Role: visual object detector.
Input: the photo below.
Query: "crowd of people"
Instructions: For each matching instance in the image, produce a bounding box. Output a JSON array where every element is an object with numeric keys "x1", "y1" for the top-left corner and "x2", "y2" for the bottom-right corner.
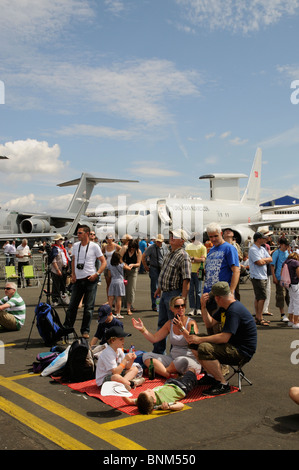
[{"x1": 2, "y1": 225, "x2": 299, "y2": 412}]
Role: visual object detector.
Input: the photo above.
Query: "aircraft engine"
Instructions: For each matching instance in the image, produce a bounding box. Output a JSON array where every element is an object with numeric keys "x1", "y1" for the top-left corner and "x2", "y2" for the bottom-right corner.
[{"x1": 20, "y1": 218, "x2": 51, "y2": 234}]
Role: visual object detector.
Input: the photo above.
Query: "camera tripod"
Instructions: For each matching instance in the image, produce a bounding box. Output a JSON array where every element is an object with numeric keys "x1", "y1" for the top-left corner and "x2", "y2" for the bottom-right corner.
[{"x1": 25, "y1": 267, "x2": 74, "y2": 349}]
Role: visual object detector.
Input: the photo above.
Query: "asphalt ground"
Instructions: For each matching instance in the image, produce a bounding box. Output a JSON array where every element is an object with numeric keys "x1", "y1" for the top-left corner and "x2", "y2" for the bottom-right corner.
[{"x1": 1, "y1": 272, "x2": 299, "y2": 454}]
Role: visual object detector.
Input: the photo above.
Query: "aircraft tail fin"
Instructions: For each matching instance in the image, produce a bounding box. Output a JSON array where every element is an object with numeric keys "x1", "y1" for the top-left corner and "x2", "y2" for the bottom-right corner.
[
  {"x1": 240, "y1": 148, "x2": 262, "y2": 205},
  {"x1": 58, "y1": 174, "x2": 138, "y2": 215}
]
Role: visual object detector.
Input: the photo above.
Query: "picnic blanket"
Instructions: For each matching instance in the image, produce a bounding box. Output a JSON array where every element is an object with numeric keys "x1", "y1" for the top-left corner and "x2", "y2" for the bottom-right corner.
[{"x1": 67, "y1": 376, "x2": 238, "y2": 415}]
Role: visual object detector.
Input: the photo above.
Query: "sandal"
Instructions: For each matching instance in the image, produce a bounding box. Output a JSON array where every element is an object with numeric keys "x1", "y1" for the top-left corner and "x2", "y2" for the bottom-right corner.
[
  {"x1": 127, "y1": 310, "x2": 133, "y2": 316},
  {"x1": 255, "y1": 318, "x2": 270, "y2": 326}
]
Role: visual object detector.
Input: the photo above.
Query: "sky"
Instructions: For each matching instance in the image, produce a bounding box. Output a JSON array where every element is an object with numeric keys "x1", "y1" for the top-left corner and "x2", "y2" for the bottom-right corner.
[{"x1": 1, "y1": 0, "x2": 299, "y2": 215}]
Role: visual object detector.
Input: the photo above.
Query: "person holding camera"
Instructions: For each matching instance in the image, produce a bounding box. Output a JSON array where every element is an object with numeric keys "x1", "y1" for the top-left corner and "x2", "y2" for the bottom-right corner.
[{"x1": 63, "y1": 225, "x2": 106, "y2": 338}]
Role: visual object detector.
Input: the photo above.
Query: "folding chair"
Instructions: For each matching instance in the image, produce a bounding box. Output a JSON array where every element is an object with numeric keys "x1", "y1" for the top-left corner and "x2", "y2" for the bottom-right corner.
[
  {"x1": 22, "y1": 264, "x2": 41, "y2": 287},
  {"x1": 5, "y1": 265, "x2": 19, "y2": 282},
  {"x1": 226, "y1": 358, "x2": 253, "y2": 392}
]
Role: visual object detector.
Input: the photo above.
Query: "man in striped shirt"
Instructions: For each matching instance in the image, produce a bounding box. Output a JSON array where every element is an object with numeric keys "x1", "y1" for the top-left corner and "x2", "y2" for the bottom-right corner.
[
  {"x1": 0, "y1": 282, "x2": 26, "y2": 330},
  {"x1": 153, "y1": 229, "x2": 191, "y2": 354}
]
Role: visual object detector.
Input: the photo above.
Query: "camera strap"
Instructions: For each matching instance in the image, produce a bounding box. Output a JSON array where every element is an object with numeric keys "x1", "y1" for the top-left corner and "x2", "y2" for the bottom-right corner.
[{"x1": 77, "y1": 242, "x2": 90, "y2": 264}]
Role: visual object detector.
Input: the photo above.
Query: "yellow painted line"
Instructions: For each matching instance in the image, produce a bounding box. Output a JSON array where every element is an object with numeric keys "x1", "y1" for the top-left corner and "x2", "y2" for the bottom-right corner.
[
  {"x1": 0, "y1": 396, "x2": 91, "y2": 450},
  {"x1": 0, "y1": 376, "x2": 145, "y2": 450},
  {"x1": 8, "y1": 373, "x2": 40, "y2": 381},
  {"x1": 0, "y1": 343, "x2": 16, "y2": 347}
]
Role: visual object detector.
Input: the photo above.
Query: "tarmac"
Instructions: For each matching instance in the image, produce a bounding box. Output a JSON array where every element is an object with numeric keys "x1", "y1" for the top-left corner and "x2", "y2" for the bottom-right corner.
[{"x1": 0, "y1": 272, "x2": 299, "y2": 453}]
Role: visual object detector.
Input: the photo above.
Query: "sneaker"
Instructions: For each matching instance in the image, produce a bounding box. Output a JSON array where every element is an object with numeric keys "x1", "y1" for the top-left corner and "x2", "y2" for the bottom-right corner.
[
  {"x1": 188, "y1": 310, "x2": 196, "y2": 316},
  {"x1": 132, "y1": 377, "x2": 145, "y2": 387},
  {"x1": 288, "y1": 321, "x2": 294, "y2": 327},
  {"x1": 196, "y1": 309, "x2": 202, "y2": 316},
  {"x1": 202, "y1": 382, "x2": 231, "y2": 396},
  {"x1": 281, "y1": 315, "x2": 289, "y2": 322},
  {"x1": 292, "y1": 323, "x2": 299, "y2": 329},
  {"x1": 115, "y1": 313, "x2": 124, "y2": 319}
]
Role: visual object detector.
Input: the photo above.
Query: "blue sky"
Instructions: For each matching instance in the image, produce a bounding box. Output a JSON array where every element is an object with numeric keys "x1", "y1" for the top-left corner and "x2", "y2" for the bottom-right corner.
[{"x1": 1, "y1": 0, "x2": 299, "y2": 214}]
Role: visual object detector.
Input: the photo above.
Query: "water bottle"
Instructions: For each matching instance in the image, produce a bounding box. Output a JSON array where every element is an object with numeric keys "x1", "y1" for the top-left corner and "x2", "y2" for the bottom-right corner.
[
  {"x1": 156, "y1": 295, "x2": 160, "y2": 312},
  {"x1": 129, "y1": 344, "x2": 135, "y2": 353},
  {"x1": 148, "y1": 358, "x2": 155, "y2": 380}
]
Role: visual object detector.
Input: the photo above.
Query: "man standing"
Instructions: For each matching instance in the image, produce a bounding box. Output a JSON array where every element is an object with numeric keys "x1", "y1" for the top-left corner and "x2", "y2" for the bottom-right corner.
[
  {"x1": 153, "y1": 229, "x2": 191, "y2": 354},
  {"x1": 203, "y1": 223, "x2": 240, "y2": 315},
  {"x1": 16, "y1": 239, "x2": 32, "y2": 287},
  {"x1": 248, "y1": 232, "x2": 272, "y2": 326},
  {"x1": 0, "y1": 282, "x2": 26, "y2": 331},
  {"x1": 186, "y1": 281, "x2": 257, "y2": 396},
  {"x1": 142, "y1": 234, "x2": 169, "y2": 311},
  {"x1": 63, "y1": 225, "x2": 106, "y2": 338},
  {"x1": 271, "y1": 237, "x2": 290, "y2": 322},
  {"x1": 185, "y1": 232, "x2": 207, "y2": 316},
  {"x1": 50, "y1": 234, "x2": 69, "y2": 306}
]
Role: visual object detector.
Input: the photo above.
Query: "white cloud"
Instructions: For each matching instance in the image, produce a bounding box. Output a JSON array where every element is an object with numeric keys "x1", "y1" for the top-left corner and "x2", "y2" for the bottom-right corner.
[
  {"x1": 3, "y1": 193, "x2": 38, "y2": 211},
  {"x1": 0, "y1": 0, "x2": 94, "y2": 45},
  {"x1": 6, "y1": 59, "x2": 201, "y2": 128},
  {"x1": 57, "y1": 124, "x2": 137, "y2": 140},
  {"x1": 175, "y1": 0, "x2": 299, "y2": 34},
  {"x1": 0, "y1": 139, "x2": 67, "y2": 179},
  {"x1": 220, "y1": 131, "x2": 231, "y2": 139},
  {"x1": 229, "y1": 136, "x2": 249, "y2": 145},
  {"x1": 104, "y1": 0, "x2": 126, "y2": 15},
  {"x1": 132, "y1": 162, "x2": 181, "y2": 177}
]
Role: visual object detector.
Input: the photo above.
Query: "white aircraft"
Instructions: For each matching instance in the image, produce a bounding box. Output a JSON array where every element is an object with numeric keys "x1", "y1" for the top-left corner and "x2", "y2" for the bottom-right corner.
[
  {"x1": 110, "y1": 148, "x2": 299, "y2": 244},
  {"x1": 0, "y1": 174, "x2": 138, "y2": 240}
]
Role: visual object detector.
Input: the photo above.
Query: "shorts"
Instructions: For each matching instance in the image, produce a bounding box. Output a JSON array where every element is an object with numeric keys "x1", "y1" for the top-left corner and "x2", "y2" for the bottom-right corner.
[
  {"x1": 251, "y1": 278, "x2": 267, "y2": 301},
  {"x1": 165, "y1": 370, "x2": 197, "y2": 395},
  {"x1": 288, "y1": 284, "x2": 299, "y2": 316},
  {"x1": 196, "y1": 341, "x2": 246, "y2": 365},
  {"x1": 275, "y1": 283, "x2": 289, "y2": 309}
]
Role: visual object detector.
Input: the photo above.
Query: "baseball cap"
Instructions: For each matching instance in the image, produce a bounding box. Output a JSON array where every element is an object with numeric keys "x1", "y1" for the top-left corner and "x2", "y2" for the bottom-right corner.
[
  {"x1": 253, "y1": 231, "x2": 267, "y2": 242},
  {"x1": 209, "y1": 281, "x2": 231, "y2": 298},
  {"x1": 105, "y1": 326, "x2": 131, "y2": 341},
  {"x1": 98, "y1": 304, "x2": 112, "y2": 323}
]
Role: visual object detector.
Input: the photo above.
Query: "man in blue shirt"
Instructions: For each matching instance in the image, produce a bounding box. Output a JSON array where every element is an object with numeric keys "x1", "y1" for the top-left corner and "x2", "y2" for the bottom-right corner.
[
  {"x1": 249, "y1": 231, "x2": 272, "y2": 326},
  {"x1": 271, "y1": 238, "x2": 290, "y2": 321},
  {"x1": 187, "y1": 281, "x2": 257, "y2": 396}
]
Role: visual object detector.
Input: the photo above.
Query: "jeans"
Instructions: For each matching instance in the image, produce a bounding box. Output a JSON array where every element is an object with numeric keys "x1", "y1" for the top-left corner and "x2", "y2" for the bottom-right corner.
[
  {"x1": 188, "y1": 272, "x2": 202, "y2": 309},
  {"x1": 152, "y1": 288, "x2": 181, "y2": 354},
  {"x1": 149, "y1": 267, "x2": 160, "y2": 309},
  {"x1": 64, "y1": 277, "x2": 98, "y2": 335}
]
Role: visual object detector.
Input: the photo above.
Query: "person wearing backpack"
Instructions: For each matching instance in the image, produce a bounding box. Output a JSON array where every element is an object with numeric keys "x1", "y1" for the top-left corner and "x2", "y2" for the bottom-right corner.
[
  {"x1": 270, "y1": 238, "x2": 290, "y2": 322},
  {"x1": 282, "y1": 252, "x2": 299, "y2": 329}
]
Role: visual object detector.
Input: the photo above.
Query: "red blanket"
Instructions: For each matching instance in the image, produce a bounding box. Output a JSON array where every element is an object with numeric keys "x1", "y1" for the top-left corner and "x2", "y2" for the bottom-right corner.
[{"x1": 68, "y1": 377, "x2": 238, "y2": 415}]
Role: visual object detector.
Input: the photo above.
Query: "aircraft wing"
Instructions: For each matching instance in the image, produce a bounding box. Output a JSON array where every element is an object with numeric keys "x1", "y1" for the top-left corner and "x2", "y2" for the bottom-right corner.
[{"x1": 248, "y1": 216, "x2": 299, "y2": 230}]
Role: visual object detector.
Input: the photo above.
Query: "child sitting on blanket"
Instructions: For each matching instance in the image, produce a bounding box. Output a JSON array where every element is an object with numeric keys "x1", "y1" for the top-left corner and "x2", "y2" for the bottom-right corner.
[
  {"x1": 95, "y1": 326, "x2": 144, "y2": 390},
  {"x1": 122, "y1": 368, "x2": 198, "y2": 414}
]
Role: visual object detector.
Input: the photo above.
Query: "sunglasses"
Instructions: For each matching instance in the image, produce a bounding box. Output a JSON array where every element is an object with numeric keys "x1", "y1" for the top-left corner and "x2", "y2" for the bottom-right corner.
[
  {"x1": 4, "y1": 287, "x2": 13, "y2": 290},
  {"x1": 174, "y1": 303, "x2": 186, "y2": 309}
]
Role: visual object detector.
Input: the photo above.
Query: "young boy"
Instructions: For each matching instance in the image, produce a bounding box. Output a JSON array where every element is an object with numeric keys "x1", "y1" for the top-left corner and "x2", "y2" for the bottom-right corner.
[
  {"x1": 90, "y1": 304, "x2": 123, "y2": 348},
  {"x1": 96, "y1": 326, "x2": 144, "y2": 390},
  {"x1": 123, "y1": 368, "x2": 198, "y2": 414}
]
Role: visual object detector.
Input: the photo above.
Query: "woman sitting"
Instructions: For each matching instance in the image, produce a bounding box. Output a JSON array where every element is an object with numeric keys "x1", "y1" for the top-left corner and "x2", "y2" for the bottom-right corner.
[{"x1": 132, "y1": 296, "x2": 202, "y2": 378}]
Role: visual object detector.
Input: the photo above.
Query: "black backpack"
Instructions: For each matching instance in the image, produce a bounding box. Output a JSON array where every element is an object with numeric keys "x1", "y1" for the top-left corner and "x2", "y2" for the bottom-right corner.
[
  {"x1": 61, "y1": 337, "x2": 95, "y2": 383},
  {"x1": 35, "y1": 303, "x2": 64, "y2": 346}
]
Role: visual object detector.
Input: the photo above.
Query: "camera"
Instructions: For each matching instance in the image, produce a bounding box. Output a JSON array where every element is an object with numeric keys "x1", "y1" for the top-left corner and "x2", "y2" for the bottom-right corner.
[{"x1": 76, "y1": 263, "x2": 84, "y2": 270}]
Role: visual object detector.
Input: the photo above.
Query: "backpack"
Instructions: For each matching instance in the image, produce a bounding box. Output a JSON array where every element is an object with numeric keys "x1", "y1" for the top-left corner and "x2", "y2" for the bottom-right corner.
[
  {"x1": 61, "y1": 337, "x2": 95, "y2": 383},
  {"x1": 280, "y1": 262, "x2": 291, "y2": 288},
  {"x1": 35, "y1": 302, "x2": 65, "y2": 346},
  {"x1": 32, "y1": 351, "x2": 59, "y2": 373}
]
